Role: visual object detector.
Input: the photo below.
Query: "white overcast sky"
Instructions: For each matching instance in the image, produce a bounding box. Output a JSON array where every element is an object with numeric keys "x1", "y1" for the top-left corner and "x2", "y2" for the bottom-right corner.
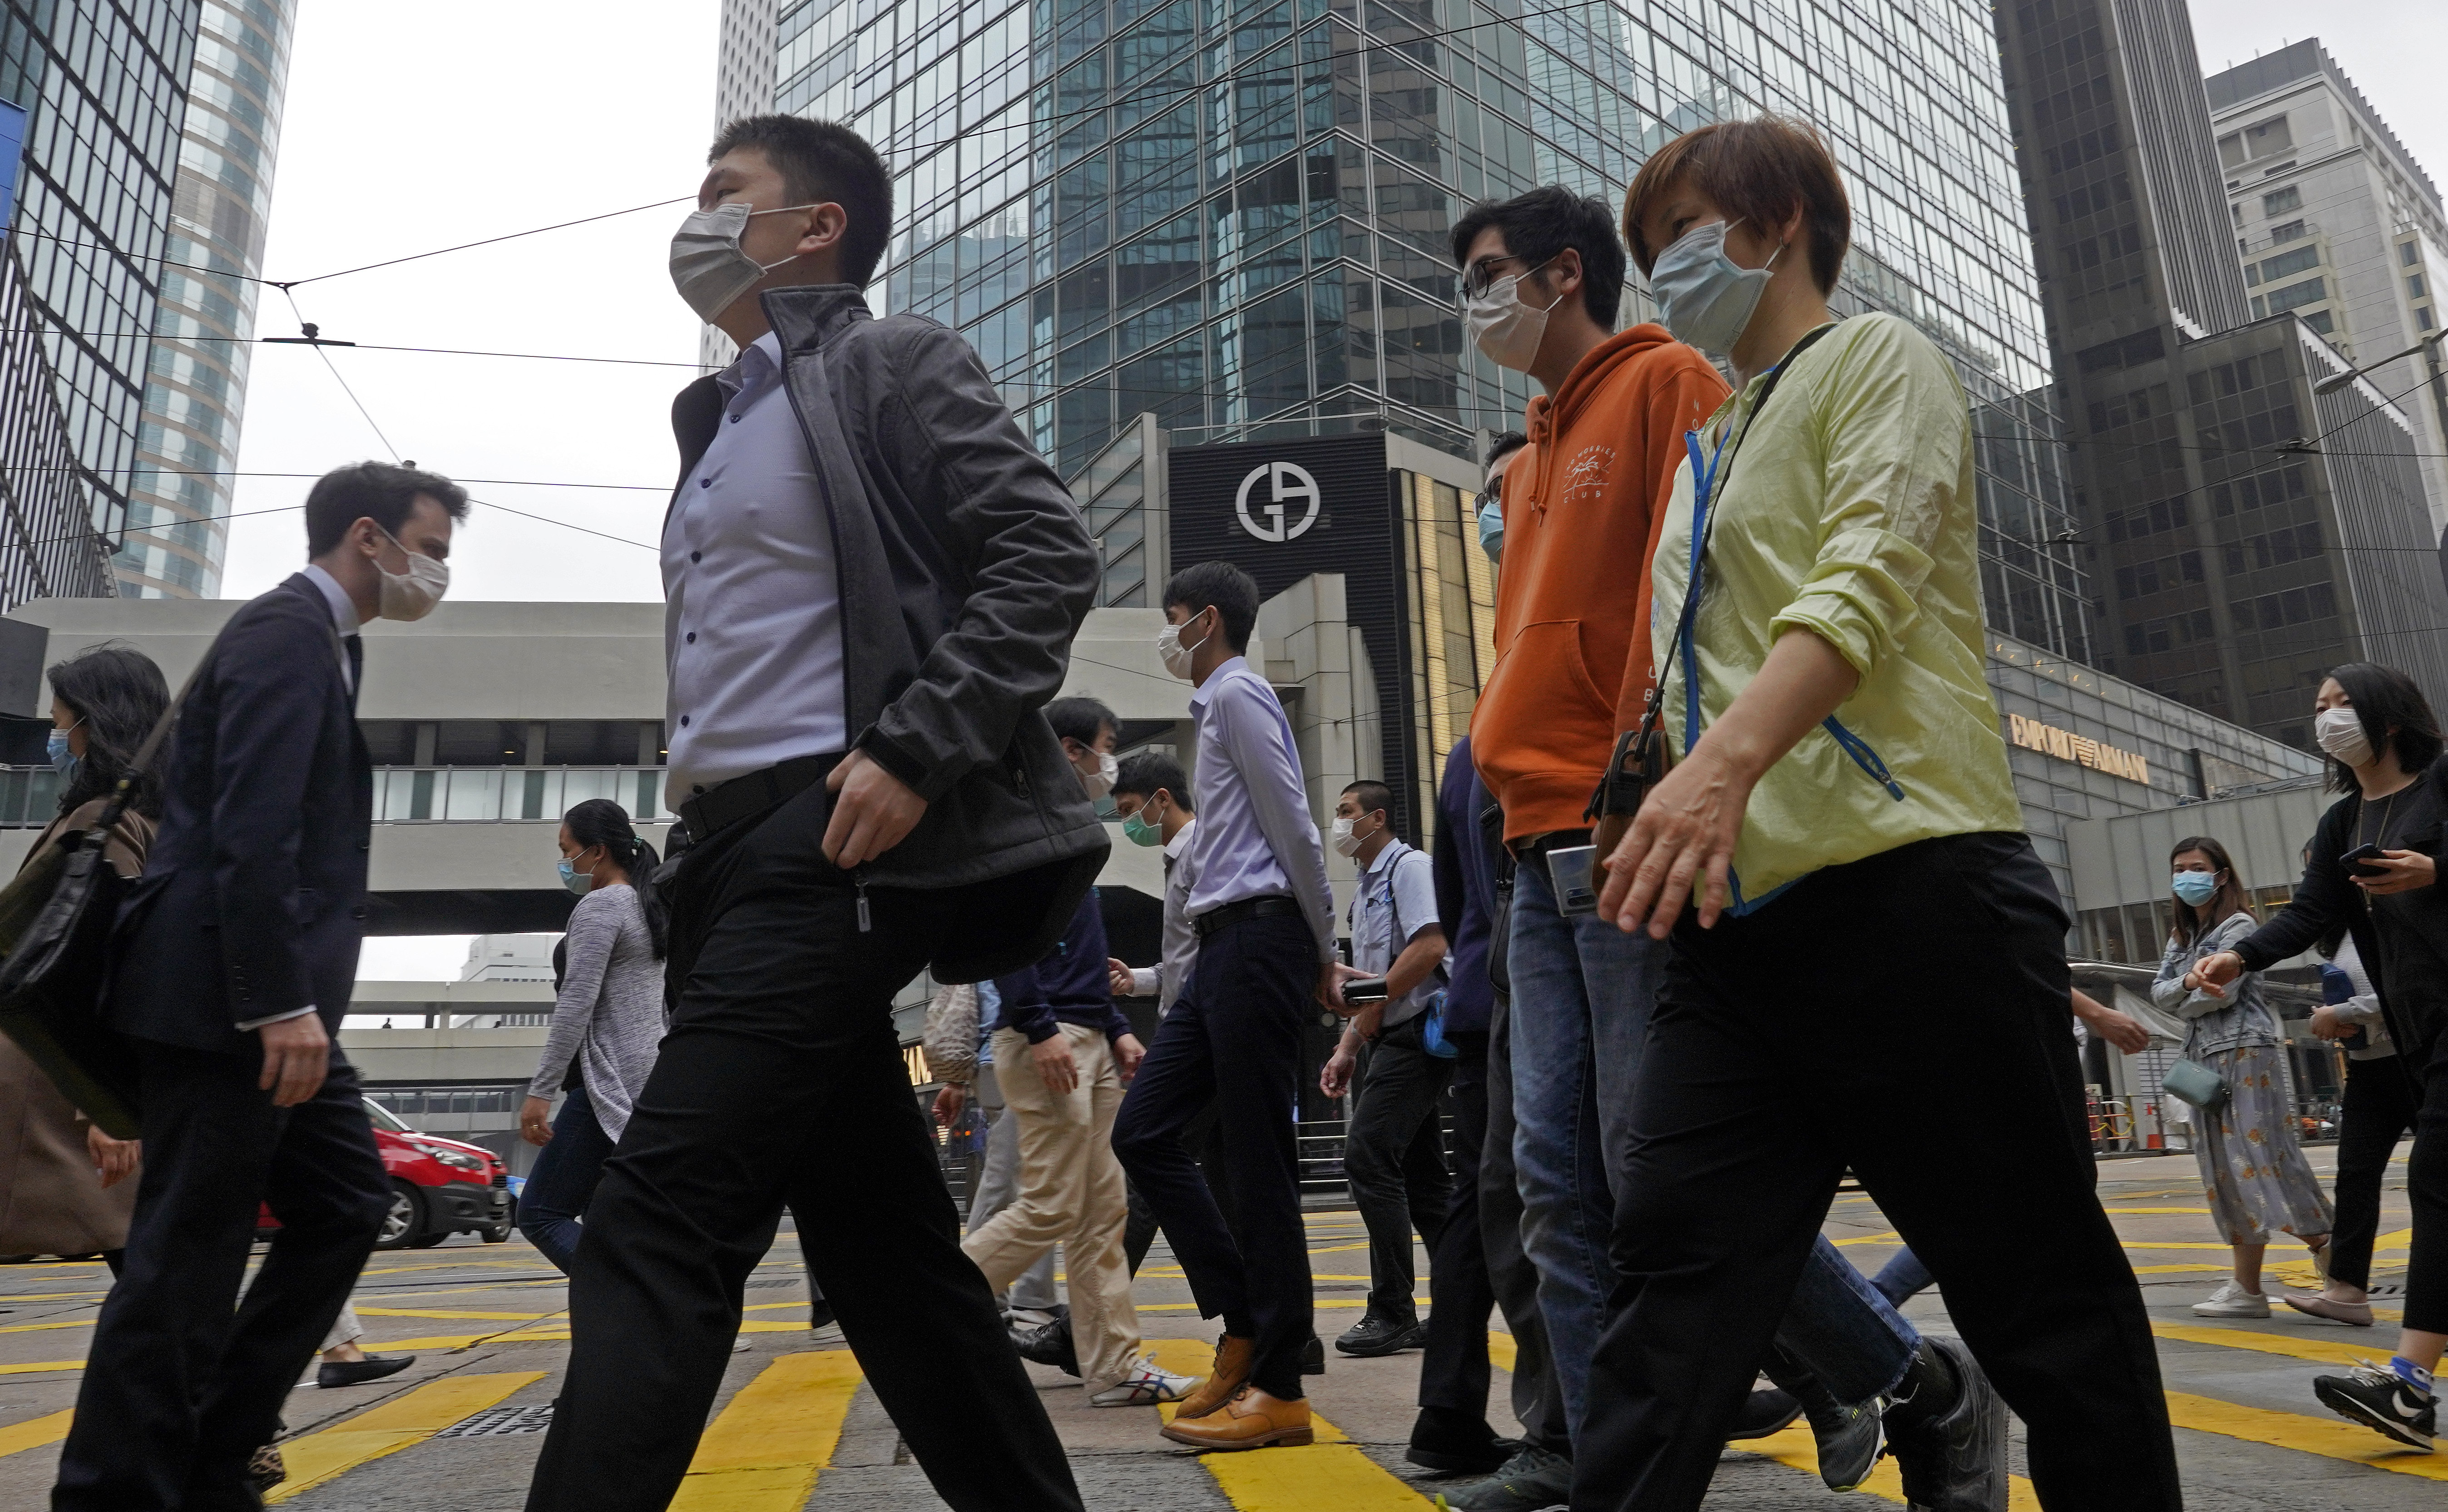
[{"x1": 235, "y1": 2, "x2": 2427, "y2": 980}]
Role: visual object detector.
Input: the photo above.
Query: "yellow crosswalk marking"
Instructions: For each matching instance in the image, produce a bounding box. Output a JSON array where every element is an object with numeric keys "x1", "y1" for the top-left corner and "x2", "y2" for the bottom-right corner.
[
  {"x1": 1486, "y1": 1330, "x2": 1517, "y2": 1373},
  {"x1": 2151, "y1": 1320, "x2": 2377, "y2": 1368},
  {"x1": 2166, "y1": 1390, "x2": 2447, "y2": 1480},
  {"x1": 0, "y1": 1408, "x2": 72, "y2": 1458},
  {"x1": 670, "y1": 1349, "x2": 864, "y2": 1511},
  {"x1": 266, "y1": 1370, "x2": 544, "y2": 1504},
  {"x1": 1146, "y1": 1339, "x2": 1429, "y2": 1509},
  {"x1": 0, "y1": 1359, "x2": 85, "y2": 1376},
  {"x1": 1743, "y1": 1423, "x2": 2042, "y2": 1508}
]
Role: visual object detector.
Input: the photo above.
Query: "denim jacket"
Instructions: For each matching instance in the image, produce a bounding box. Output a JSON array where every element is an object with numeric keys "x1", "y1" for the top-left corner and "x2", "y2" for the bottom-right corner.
[{"x1": 2151, "y1": 911, "x2": 2280, "y2": 1059}]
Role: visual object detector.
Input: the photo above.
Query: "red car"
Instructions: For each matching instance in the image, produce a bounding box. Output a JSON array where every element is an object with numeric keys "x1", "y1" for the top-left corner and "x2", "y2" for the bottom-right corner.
[{"x1": 256, "y1": 1098, "x2": 511, "y2": 1250}]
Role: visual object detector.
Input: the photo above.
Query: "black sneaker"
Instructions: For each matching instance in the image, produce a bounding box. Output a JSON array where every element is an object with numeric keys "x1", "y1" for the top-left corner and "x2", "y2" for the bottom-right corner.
[
  {"x1": 2315, "y1": 1362, "x2": 2438, "y2": 1451},
  {"x1": 1336, "y1": 1311, "x2": 1428, "y2": 1357},
  {"x1": 1013, "y1": 1315, "x2": 1080, "y2": 1378},
  {"x1": 1727, "y1": 1387, "x2": 1803, "y2": 1440},
  {"x1": 1302, "y1": 1333, "x2": 1326, "y2": 1374},
  {"x1": 1438, "y1": 1443, "x2": 1571, "y2": 1511},
  {"x1": 1804, "y1": 1394, "x2": 1883, "y2": 1492},
  {"x1": 1884, "y1": 1338, "x2": 2007, "y2": 1511}
]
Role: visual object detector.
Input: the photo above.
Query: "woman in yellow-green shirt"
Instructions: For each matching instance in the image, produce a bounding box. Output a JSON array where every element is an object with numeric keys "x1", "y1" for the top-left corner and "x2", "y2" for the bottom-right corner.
[{"x1": 1575, "y1": 117, "x2": 2181, "y2": 1511}]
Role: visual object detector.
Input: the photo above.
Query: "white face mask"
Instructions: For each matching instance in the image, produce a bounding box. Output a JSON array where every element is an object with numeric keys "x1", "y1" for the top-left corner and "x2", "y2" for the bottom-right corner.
[
  {"x1": 1072, "y1": 747, "x2": 1117, "y2": 801},
  {"x1": 1465, "y1": 260, "x2": 1563, "y2": 373},
  {"x1": 1649, "y1": 218, "x2": 1783, "y2": 354},
  {"x1": 669, "y1": 201, "x2": 819, "y2": 324},
  {"x1": 371, "y1": 523, "x2": 449, "y2": 622},
  {"x1": 2314, "y1": 706, "x2": 2374, "y2": 768},
  {"x1": 1330, "y1": 813, "x2": 1375, "y2": 858},
  {"x1": 1156, "y1": 614, "x2": 1211, "y2": 681}
]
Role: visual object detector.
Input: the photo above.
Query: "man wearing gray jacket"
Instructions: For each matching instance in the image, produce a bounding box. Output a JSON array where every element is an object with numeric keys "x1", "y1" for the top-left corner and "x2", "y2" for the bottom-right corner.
[{"x1": 524, "y1": 115, "x2": 1103, "y2": 1512}]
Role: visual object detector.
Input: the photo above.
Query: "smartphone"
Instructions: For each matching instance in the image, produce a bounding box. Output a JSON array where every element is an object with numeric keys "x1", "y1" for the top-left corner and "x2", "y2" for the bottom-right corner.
[
  {"x1": 1341, "y1": 976, "x2": 1390, "y2": 1005},
  {"x1": 1549, "y1": 844, "x2": 1600, "y2": 915},
  {"x1": 2340, "y1": 841, "x2": 2387, "y2": 878}
]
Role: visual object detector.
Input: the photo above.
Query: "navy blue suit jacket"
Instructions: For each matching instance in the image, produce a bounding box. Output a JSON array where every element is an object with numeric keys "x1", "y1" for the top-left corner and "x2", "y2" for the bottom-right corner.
[{"x1": 106, "y1": 573, "x2": 372, "y2": 1052}]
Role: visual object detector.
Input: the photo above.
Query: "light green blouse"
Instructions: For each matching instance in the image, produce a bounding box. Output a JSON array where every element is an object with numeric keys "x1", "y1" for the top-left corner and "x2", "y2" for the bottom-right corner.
[{"x1": 1651, "y1": 312, "x2": 2024, "y2": 908}]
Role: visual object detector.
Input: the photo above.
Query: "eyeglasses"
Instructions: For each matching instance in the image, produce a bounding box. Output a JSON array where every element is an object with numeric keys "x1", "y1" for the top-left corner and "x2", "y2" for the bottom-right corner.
[{"x1": 1462, "y1": 253, "x2": 1554, "y2": 301}]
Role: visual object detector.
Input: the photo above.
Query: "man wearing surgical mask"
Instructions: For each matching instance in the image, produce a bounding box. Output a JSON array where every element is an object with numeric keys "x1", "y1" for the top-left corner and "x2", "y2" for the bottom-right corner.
[
  {"x1": 525, "y1": 116, "x2": 1103, "y2": 1512},
  {"x1": 1438, "y1": 186, "x2": 1724, "y2": 1512}
]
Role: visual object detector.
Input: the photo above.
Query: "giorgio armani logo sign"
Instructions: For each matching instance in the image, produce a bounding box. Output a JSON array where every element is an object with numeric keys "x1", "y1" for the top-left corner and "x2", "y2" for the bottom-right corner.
[{"x1": 1234, "y1": 461, "x2": 1323, "y2": 543}]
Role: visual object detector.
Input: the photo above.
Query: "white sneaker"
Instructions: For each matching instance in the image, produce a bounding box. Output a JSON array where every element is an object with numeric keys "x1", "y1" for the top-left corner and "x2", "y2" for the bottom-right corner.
[
  {"x1": 1088, "y1": 1358, "x2": 1198, "y2": 1407},
  {"x1": 2193, "y1": 1281, "x2": 2271, "y2": 1318}
]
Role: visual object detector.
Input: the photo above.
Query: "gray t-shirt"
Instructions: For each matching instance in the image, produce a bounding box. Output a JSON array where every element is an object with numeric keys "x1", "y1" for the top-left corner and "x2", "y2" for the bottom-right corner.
[{"x1": 1347, "y1": 840, "x2": 1444, "y2": 1027}]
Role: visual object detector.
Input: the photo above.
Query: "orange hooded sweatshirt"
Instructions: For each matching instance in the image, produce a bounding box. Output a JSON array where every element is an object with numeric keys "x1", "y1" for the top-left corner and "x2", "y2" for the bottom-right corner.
[{"x1": 1471, "y1": 324, "x2": 1728, "y2": 842}]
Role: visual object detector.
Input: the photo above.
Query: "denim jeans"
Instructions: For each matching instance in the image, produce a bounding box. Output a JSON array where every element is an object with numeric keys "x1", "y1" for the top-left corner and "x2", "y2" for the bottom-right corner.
[
  {"x1": 1874, "y1": 1246, "x2": 1938, "y2": 1308},
  {"x1": 519, "y1": 1082, "x2": 617, "y2": 1276}
]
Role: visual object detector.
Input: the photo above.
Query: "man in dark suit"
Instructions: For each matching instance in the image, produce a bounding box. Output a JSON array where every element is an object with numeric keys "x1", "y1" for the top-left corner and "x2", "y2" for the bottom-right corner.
[{"x1": 54, "y1": 461, "x2": 468, "y2": 1512}]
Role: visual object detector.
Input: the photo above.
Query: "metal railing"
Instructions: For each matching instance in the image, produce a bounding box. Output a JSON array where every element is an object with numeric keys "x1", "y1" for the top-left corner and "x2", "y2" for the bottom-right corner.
[{"x1": 0, "y1": 766, "x2": 673, "y2": 828}]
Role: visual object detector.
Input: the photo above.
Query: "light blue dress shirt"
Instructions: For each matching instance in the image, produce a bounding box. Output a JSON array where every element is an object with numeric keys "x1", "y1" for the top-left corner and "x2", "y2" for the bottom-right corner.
[
  {"x1": 1183, "y1": 657, "x2": 1336, "y2": 964},
  {"x1": 662, "y1": 330, "x2": 847, "y2": 806},
  {"x1": 1346, "y1": 839, "x2": 1442, "y2": 1027}
]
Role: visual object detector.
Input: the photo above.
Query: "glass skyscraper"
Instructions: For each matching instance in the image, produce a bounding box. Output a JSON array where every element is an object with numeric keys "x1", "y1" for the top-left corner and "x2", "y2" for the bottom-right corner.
[
  {"x1": 763, "y1": 0, "x2": 2092, "y2": 657},
  {"x1": 0, "y1": 0, "x2": 200, "y2": 608},
  {"x1": 116, "y1": 0, "x2": 294, "y2": 599}
]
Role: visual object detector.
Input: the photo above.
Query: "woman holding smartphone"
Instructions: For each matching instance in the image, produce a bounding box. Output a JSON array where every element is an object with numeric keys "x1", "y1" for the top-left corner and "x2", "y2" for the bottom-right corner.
[{"x1": 2189, "y1": 662, "x2": 2447, "y2": 1449}]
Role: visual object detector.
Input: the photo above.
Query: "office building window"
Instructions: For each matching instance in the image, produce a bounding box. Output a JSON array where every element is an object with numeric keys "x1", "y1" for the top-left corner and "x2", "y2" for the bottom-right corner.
[
  {"x1": 2411, "y1": 274, "x2": 2428, "y2": 299},
  {"x1": 2262, "y1": 186, "x2": 2302, "y2": 216},
  {"x1": 2263, "y1": 277, "x2": 2325, "y2": 315},
  {"x1": 2405, "y1": 242, "x2": 2423, "y2": 267},
  {"x1": 2269, "y1": 220, "x2": 2305, "y2": 244}
]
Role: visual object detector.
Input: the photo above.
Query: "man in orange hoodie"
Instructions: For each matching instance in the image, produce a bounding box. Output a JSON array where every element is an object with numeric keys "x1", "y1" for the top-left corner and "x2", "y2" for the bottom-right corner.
[{"x1": 1443, "y1": 185, "x2": 1726, "y2": 1510}]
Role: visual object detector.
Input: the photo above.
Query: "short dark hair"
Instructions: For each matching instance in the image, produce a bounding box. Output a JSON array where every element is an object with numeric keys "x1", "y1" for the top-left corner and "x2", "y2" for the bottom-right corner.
[
  {"x1": 1485, "y1": 430, "x2": 1528, "y2": 469},
  {"x1": 1162, "y1": 561, "x2": 1260, "y2": 653},
  {"x1": 2325, "y1": 662, "x2": 2444, "y2": 792},
  {"x1": 1341, "y1": 779, "x2": 1394, "y2": 821},
  {"x1": 304, "y1": 461, "x2": 469, "y2": 556},
  {"x1": 1449, "y1": 186, "x2": 1626, "y2": 330},
  {"x1": 1047, "y1": 695, "x2": 1118, "y2": 748},
  {"x1": 1622, "y1": 116, "x2": 1851, "y2": 296},
  {"x1": 1113, "y1": 751, "x2": 1192, "y2": 813},
  {"x1": 48, "y1": 642, "x2": 170, "y2": 819},
  {"x1": 709, "y1": 115, "x2": 893, "y2": 287}
]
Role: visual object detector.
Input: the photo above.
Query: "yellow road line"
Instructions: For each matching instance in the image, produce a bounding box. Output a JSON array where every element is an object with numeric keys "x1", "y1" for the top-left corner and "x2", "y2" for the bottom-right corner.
[
  {"x1": 1831, "y1": 1231, "x2": 1900, "y2": 1247},
  {"x1": 670, "y1": 1349, "x2": 863, "y2": 1511},
  {"x1": 265, "y1": 1370, "x2": 544, "y2": 1504},
  {"x1": 2132, "y1": 1264, "x2": 2233, "y2": 1274},
  {"x1": 0, "y1": 1408, "x2": 72, "y2": 1458},
  {"x1": 1743, "y1": 1422, "x2": 2042, "y2": 1508},
  {"x1": 2165, "y1": 1390, "x2": 2447, "y2": 1480},
  {"x1": 0, "y1": 1318, "x2": 94, "y2": 1334},
  {"x1": 1144, "y1": 1339, "x2": 1430, "y2": 1509},
  {"x1": 1486, "y1": 1330, "x2": 1517, "y2": 1373},
  {"x1": 0, "y1": 1359, "x2": 85, "y2": 1376},
  {"x1": 2151, "y1": 1321, "x2": 2377, "y2": 1368}
]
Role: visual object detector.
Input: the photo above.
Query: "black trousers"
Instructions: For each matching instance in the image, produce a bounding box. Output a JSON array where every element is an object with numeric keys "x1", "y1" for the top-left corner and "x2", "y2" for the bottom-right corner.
[
  {"x1": 55, "y1": 1040, "x2": 388, "y2": 1512},
  {"x1": 524, "y1": 784, "x2": 1081, "y2": 1512},
  {"x1": 1484, "y1": 993, "x2": 1571, "y2": 1454},
  {"x1": 1417, "y1": 1031, "x2": 1498, "y2": 1434},
  {"x1": 2329, "y1": 1052, "x2": 2419, "y2": 1290},
  {"x1": 1577, "y1": 833, "x2": 2179, "y2": 1511},
  {"x1": 2403, "y1": 1010, "x2": 2448, "y2": 1335},
  {"x1": 1346, "y1": 1016, "x2": 1453, "y2": 1317},
  {"x1": 1113, "y1": 910, "x2": 1316, "y2": 1400}
]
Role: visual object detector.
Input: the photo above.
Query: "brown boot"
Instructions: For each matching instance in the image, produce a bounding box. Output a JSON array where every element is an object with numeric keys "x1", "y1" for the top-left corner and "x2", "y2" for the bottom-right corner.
[
  {"x1": 1172, "y1": 1333, "x2": 1254, "y2": 1420},
  {"x1": 1161, "y1": 1386, "x2": 1314, "y2": 1451}
]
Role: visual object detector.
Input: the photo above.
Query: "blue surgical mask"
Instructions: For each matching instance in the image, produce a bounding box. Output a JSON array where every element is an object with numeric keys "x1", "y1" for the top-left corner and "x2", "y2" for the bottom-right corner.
[
  {"x1": 2171, "y1": 871, "x2": 2219, "y2": 907},
  {"x1": 558, "y1": 859, "x2": 593, "y2": 896},
  {"x1": 1649, "y1": 219, "x2": 1783, "y2": 354},
  {"x1": 46, "y1": 729, "x2": 74, "y2": 775},
  {"x1": 1477, "y1": 498, "x2": 1504, "y2": 560}
]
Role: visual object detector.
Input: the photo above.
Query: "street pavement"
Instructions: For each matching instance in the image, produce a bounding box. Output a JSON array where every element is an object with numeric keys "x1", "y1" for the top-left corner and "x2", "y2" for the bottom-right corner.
[{"x1": 0, "y1": 1147, "x2": 2433, "y2": 1509}]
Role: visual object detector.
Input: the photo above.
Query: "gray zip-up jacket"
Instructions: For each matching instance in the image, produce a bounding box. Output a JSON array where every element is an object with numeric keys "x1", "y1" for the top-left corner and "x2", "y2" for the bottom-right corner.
[
  {"x1": 2151, "y1": 911, "x2": 2280, "y2": 1059},
  {"x1": 670, "y1": 286, "x2": 1107, "y2": 982}
]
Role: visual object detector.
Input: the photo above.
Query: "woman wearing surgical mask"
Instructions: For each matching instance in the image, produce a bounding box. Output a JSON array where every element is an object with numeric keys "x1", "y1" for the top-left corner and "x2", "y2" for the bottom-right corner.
[
  {"x1": 2190, "y1": 662, "x2": 2448, "y2": 1448},
  {"x1": 518, "y1": 799, "x2": 670, "y2": 1275},
  {"x1": 1475, "y1": 430, "x2": 1526, "y2": 563},
  {"x1": 2150, "y1": 836, "x2": 2331, "y2": 1321}
]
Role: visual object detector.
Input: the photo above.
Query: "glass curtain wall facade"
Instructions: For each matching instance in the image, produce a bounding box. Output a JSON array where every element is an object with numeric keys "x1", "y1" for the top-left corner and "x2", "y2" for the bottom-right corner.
[
  {"x1": 117, "y1": 0, "x2": 292, "y2": 598},
  {"x1": 767, "y1": 0, "x2": 2093, "y2": 660},
  {"x1": 0, "y1": 0, "x2": 199, "y2": 608}
]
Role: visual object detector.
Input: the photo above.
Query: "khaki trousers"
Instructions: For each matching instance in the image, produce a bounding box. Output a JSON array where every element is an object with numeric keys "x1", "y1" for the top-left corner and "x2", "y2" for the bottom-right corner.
[{"x1": 961, "y1": 1024, "x2": 1142, "y2": 1389}]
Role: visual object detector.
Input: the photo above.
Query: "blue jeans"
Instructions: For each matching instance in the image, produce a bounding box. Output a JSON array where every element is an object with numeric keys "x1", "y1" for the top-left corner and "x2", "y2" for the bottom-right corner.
[
  {"x1": 1507, "y1": 856, "x2": 1918, "y2": 1440},
  {"x1": 518, "y1": 1082, "x2": 616, "y2": 1275}
]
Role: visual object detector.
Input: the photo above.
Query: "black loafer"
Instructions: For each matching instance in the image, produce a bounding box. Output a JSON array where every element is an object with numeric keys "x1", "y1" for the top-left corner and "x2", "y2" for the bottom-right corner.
[
  {"x1": 317, "y1": 1354, "x2": 415, "y2": 1388},
  {"x1": 1335, "y1": 1311, "x2": 1427, "y2": 1357},
  {"x1": 1013, "y1": 1316, "x2": 1080, "y2": 1377},
  {"x1": 1728, "y1": 1387, "x2": 1804, "y2": 1440},
  {"x1": 1406, "y1": 1410, "x2": 1518, "y2": 1475}
]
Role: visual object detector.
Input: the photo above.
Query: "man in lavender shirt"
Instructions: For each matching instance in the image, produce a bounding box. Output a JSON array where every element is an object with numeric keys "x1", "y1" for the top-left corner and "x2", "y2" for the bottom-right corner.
[{"x1": 1113, "y1": 561, "x2": 1350, "y2": 1452}]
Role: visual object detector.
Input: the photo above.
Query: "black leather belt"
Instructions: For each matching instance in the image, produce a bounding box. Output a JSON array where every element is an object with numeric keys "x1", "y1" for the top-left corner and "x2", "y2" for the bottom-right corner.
[
  {"x1": 675, "y1": 752, "x2": 842, "y2": 842},
  {"x1": 1193, "y1": 895, "x2": 1303, "y2": 940},
  {"x1": 1509, "y1": 828, "x2": 1593, "y2": 865}
]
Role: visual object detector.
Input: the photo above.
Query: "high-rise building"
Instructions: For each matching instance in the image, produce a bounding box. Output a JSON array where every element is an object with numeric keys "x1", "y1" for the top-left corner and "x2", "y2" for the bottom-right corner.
[
  {"x1": 115, "y1": 0, "x2": 296, "y2": 599},
  {"x1": 747, "y1": 0, "x2": 2093, "y2": 659},
  {"x1": 0, "y1": 1, "x2": 202, "y2": 609},
  {"x1": 704, "y1": 0, "x2": 784, "y2": 373},
  {"x1": 2205, "y1": 40, "x2": 2448, "y2": 535},
  {"x1": 1993, "y1": 0, "x2": 2448, "y2": 748}
]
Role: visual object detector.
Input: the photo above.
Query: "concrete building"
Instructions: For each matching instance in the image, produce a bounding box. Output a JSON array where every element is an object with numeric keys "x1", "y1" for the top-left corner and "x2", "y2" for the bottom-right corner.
[
  {"x1": 2206, "y1": 40, "x2": 2448, "y2": 534},
  {"x1": 1993, "y1": 0, "x2": 2448, "y2": 750},
  {"x1": 115, "y1": 0, "x2": 298, "y2": 599},
  {"x1": 0, "y1": 1, "x2": 203, "y2": 608}
]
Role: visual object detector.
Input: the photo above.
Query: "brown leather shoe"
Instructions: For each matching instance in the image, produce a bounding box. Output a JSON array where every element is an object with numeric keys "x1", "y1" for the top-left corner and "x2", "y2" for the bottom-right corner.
[
  {"x1": 1172, "y1": 1334, "x2": 1254, "y2": 1420},
  {"x1": 1160, "y1": 1386, "x2": 1313, "y2": 1450}
]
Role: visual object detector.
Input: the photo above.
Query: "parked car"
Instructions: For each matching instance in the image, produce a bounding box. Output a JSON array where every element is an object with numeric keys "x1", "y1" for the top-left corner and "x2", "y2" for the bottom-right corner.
[{"x1": 255, "y1": 1097, "x2": 511, "y2": 1250}]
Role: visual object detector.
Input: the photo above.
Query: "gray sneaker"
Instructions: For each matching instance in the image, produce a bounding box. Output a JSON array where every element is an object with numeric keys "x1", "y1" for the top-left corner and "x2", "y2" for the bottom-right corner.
[
  {"x1": 1805, "y1": 1394, "x2": 1884, "y2": 1493},
  {"x1": 1886, "y1": 1338, "x2": 2007, "y2": 1511},
  {"x1": 1438, "y1": 1444, "x2": 1572, "y2": 1511}
]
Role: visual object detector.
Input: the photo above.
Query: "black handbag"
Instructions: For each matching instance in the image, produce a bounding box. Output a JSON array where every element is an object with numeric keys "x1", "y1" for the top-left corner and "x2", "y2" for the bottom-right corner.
[{"x1": 0, "y1": 630, "x2": 232, "y2": 1137}]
